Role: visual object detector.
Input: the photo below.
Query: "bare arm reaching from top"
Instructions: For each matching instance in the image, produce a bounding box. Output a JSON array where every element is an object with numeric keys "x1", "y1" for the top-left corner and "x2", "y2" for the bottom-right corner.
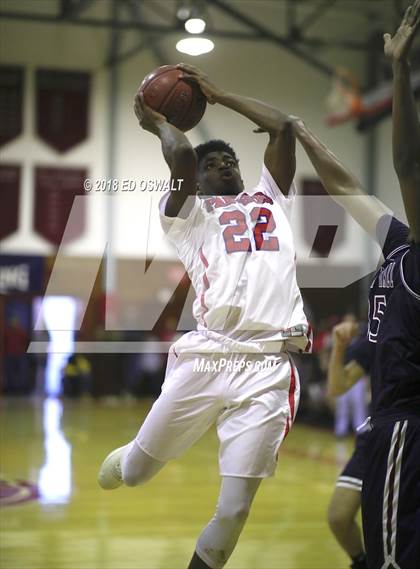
[
  {"x1": 384, "y1": 0, "x2": 420, "y2": 242},
  {"x1": 293, "y1": 119, "x2": 390, "y2": 237}
]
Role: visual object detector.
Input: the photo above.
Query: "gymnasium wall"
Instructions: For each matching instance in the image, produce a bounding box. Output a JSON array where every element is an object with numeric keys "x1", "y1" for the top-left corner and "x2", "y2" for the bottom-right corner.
[{"x1": 0, "y1": 16, "x2": 408, "y2": 275}]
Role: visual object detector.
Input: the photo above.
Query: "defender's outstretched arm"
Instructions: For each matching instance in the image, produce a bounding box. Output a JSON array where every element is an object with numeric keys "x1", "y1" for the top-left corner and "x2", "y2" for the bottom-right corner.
[
  {"x1": 177, "y1": 63, "x2": 296, "y2": 195},
  {"x1": 385, "y1": 0, "x2": 420, "y2": 241},
  {"x1": 294, "y1": 119, "x2": 390, "y2": 237}
]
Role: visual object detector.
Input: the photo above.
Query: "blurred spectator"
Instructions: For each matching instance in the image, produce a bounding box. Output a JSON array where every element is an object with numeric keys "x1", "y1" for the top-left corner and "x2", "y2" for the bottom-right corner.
[
  {"x1": 62, "y1": 354, "x2": 92, "y2": 398},
  {"x1": 333, "y1": 317, "x2": 368, "y2": 437},
  {"x1": 32, "y1": 327, "x2": 50, "y2": 396},
  {"x1": 90, "y1": 327, "x2": 124, "y2": 397},
  {"x1": 137, "y1": 333, "x2": 165, "y2": 397},
  {"x1": 3, "y1": 315, "x2": 29, "y2": 394},
  {"x1": 121, "y1": 329, "x2": 145, "y2": 396}
]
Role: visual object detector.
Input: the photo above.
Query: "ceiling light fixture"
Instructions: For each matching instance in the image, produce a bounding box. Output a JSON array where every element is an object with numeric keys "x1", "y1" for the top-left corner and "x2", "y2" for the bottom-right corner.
[
  {"x1": 185, "y1": 17, "x2": 206, "y2": 34},
  {"x1": 176, "y1": 1, "x2": 213, "y2": 57},
  {"x1": 176, "y1": 37, "x2": 214, "y2": 56}
]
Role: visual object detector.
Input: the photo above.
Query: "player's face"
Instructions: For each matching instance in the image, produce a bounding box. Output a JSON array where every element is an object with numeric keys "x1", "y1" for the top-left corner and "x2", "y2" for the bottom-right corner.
[{"x1": 197, "y1": 151, "x2": 244, "y2": 196}]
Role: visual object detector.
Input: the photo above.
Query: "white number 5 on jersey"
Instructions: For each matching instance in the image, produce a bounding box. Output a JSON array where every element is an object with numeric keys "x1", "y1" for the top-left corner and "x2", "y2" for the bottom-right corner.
[{"x1": 368, "y1": 294, "x2": 387, "y2": 343}]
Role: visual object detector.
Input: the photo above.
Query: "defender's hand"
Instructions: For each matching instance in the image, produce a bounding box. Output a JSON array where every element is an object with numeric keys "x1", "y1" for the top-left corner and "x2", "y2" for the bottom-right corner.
[
  {"x1": 176, "y1": 63, "x2": 225, "y2": 104},
  {"x1": 253, "y1": 115, "x2": 301, "y2": 135},
  {"x1": 384, "y1": 0, "x2": 420, "y2": 62},
  {"x1": 332, "y1": 322, "x2": 359, "y2": 348},
  {"x1": 134, "y1": 93, "x2": 167, "y2": 135}
]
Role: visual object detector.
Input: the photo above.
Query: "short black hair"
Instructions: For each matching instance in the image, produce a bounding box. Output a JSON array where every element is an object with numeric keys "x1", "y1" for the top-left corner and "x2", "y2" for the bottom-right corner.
[{"x1": 194, "y1": 139, "x2": 239, "y2": 166}]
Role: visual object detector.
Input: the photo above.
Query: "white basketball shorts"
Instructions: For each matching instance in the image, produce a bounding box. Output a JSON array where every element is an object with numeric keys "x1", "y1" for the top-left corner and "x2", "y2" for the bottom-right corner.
[{"x1": 135, "y1": 331, "x2": 300, "y2": 478}]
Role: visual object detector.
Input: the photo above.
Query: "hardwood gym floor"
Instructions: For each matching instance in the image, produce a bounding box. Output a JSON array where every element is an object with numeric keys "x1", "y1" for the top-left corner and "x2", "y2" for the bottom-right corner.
[{"x1": 0, "y1": 397, "x2": 357, "y2": 569}]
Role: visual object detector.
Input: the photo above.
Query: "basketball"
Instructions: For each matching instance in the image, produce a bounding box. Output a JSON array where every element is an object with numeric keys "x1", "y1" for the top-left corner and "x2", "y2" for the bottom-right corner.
[{"x1": 139, "y1": 65, "x2": 207, "y2": 132}]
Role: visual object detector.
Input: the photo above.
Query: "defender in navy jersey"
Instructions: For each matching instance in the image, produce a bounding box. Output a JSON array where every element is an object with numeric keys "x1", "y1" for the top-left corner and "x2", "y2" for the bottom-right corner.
[
  {"x1": 327, "y1": 321, "x2": 372, "y2": 569},
  {"x1": 294, "y1": 3, "x2": 420, "y2": 567},
  {"x1": 368, "y1": 215, "x2": 420, "y2": 414}
]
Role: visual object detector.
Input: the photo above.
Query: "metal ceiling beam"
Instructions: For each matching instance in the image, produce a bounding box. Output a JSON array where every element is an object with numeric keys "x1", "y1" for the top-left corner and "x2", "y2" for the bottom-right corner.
[
  {"x1": 0, "y1": 9, "x2": 258, "y2": 37},
  {"x1": 106, "y1": 36, "x2": 151, "y2": 67},
  {"x1": 0, "y1": 10, "x2": 169, "y2": 30},
  {"x1": 108, "y1": 0, "x2": 167, "y2": 66},
  {"x1": 59, "y1": 0, "x2": 95, "y2": 19},
  {"x1": 286, "y1": 0, "x2": 297, "y2": 36},
  {"x1": 59, "y1": 0, "x2": 72, "y2": 18},
  {"x1": 296, "y1": 0, "x2": 337, "y2": 33},
  {"x1": 105, "y1": 0, "x2": 160, "y2": 66},
  {"x1": 207, "y1": 0, "x2": 336, "y2": 78},
  {"x1": 0, "y1": 6, "x2": 370, "y2": 53}
]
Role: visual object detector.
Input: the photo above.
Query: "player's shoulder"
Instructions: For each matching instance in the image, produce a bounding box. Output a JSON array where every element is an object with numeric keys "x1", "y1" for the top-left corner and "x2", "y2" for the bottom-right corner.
[
  {"x1": 399, "y1": 240, "x2": 420, "y2": 301},
  {"x1": 376, "y1": 214, "x2": 410, "y2": 259},
  {"x1": 158, "y1": 192, "x2": 205, "y2": 240},
  {"x1": 252, "y1": 163, "x2": 296, "y2": 205}
]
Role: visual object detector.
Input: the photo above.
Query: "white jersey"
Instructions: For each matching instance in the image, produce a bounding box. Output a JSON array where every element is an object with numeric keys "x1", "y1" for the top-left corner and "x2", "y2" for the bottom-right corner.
[{"x1": 159, "y1": 164, "x2": 310, "y2": 352}]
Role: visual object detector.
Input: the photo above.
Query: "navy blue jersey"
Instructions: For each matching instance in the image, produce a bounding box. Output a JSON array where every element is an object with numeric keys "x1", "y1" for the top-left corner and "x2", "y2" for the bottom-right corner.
[
  {"x1": 344, "y1": 325, "x2": 371, "y2": 374},
  {"x1": 367, "y1": 215, "x2": 420, "y2": 416}
]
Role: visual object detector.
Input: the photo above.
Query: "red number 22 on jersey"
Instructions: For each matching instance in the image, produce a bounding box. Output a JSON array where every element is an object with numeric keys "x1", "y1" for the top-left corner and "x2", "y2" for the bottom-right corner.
[{"x1": 219, "y1": 207, "x2": 279, "y2": 253}]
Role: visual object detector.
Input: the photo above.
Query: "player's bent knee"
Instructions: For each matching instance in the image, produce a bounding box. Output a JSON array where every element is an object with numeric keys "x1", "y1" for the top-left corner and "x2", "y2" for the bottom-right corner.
[{"x1": 218, "y1": 504, "x2": 250, "y2": 525}]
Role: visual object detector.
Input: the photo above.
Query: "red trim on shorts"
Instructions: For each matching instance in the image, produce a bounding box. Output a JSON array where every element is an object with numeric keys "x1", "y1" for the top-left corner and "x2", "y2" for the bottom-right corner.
[
  {"x1": 284, "y1": 416, "x2": 291, "y2": 439},
  {"x1": 283, "y1": 359, "x2": 297, "y2": 440},
  {"x1": 304, "y1": 323, "x2": 313, "y2": 353},
  {"x1": 199, "y1": 245, "x2": 210, "y2": 327},
  {"x1": 288, "y1": 359, "x2": 297, "y2": 420}
]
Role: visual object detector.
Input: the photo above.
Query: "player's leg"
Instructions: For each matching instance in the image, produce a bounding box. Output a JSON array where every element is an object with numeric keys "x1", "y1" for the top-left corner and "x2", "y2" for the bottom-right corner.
[
  {"x1": 189, "y1": 355, "x2": 298, "y2": 568},
  {"x1": 327, "y1": 486, "x2": 366, "y2": 569},
  {"x1": 189, "y1": 476, "x2": 262, "y2": 569},
  {"x1": 349, "y1": 380, "x2": 367, "y2": 434},
  {"x1": 98, "y1": 348, "x2": 220, "y2": 490},
  {"x1": 335, "y1": 391, "x2": 351, "y2": 437},
  {"x1": 98, "y1": 440, "x2": 166, "y2": 489},
  {"x1": 328, "y1": 434, "x2": 367, "y2": 568},
  {"x1": 121, "y1": 441, "x2": 166, "y2": 486},
  {"x1": 362, "y1": 417, "x2": 420, "y2": 569}
]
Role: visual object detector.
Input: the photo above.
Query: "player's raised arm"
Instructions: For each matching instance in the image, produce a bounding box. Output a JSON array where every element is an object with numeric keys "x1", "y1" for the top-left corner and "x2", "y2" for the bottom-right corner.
[
  {"x1": 134, "y1": 93, "x2": 197, "y2": 218},
  {"x1": 327, "y1": 322, "x2": 365, "y2": 398},
  {"x1": 293, "y1": 119, "x2": 390, "y2": 237},
  {"x1": 178, "y1": 63, "x2": 295, "y2": 196},
  {"x1": 384, "y1": 0, "x2": 420, "y2": 242}
]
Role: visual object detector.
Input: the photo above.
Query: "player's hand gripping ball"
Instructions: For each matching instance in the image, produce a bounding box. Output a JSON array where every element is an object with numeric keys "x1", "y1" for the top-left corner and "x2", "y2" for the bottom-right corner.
[{"x1": 139, "y1": 64, "x2": 207, "y2": 132}]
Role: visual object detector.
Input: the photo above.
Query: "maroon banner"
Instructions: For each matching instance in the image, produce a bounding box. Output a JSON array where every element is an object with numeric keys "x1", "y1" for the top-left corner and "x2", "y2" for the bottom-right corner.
[
  {"x1": 0, "y1": 66, "x2": 24, "y2": 148},
  {"x1": 34, "y1": 167, "x2": 86, "y2": 246},
  {"x1": 302, "y1": 179, "x2": 345, "y2": 258},
  {"x1": 36, "y1": 70, "x2": 90, "y2": 152},
  {"x1": 0, "y1": 165, "x2": 20, "y2": 240}
]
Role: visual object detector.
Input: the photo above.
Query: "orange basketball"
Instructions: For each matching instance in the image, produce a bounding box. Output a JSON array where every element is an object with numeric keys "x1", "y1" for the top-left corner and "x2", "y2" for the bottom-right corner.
[{"x1": 139, "y1": 65, "x2": 207, "y2": 132}]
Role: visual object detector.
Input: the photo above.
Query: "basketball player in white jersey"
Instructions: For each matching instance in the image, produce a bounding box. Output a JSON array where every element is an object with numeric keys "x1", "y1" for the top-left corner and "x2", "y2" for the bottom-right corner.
[{"x1": 98, "y1": 64, "x2": 311, "y2": 569}]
